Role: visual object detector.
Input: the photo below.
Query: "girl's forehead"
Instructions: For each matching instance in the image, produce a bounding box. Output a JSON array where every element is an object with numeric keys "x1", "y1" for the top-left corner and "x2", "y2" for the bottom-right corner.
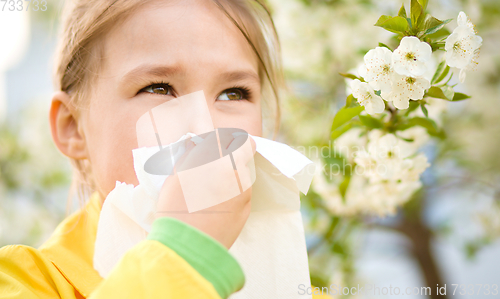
[{"x1": 100, "y1": 0, "x2": 259, "y2": 80}]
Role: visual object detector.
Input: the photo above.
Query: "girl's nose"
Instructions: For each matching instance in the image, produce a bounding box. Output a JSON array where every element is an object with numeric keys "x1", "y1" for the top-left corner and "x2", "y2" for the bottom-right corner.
[{"x1": 136, "y1": 90, "x2": 215, "y2": 148}]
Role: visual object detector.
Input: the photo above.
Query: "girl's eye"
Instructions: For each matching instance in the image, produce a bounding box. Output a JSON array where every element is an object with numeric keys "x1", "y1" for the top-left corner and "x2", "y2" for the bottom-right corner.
[
  {"x1": 140, "y1": 83, "x2": 173, "y2": 96},
  {"x1": 217, "y1": 88, "x2": 249, "y2": 101}
]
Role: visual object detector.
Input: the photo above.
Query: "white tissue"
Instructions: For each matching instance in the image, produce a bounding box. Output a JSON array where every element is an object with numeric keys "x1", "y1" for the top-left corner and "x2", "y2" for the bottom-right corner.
[{"x1": 93, "y1": 134, "x2": 314, "y2": 298}]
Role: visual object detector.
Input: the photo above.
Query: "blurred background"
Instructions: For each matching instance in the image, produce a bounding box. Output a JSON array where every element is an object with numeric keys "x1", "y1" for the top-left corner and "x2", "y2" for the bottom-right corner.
[{"x1": 0, "y1": 0, "x2": 499, "y2": 298}]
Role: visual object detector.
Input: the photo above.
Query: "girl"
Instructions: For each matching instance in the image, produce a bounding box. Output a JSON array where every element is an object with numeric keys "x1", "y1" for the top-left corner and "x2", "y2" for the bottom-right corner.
[{"x1": 0, "y1": 0, "x2": 329, "y2": 298}]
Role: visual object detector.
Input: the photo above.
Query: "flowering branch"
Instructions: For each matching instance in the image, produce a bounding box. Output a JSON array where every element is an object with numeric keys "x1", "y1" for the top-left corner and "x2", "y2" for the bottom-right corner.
[{"x1": 314, "y1": 0, "x2": 483, "y2": 217}]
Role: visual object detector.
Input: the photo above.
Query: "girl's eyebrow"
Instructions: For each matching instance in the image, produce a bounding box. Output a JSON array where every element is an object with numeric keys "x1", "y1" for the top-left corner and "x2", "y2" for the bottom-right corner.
[
  {"x1": 219, "y1": 70, "x2": 260, "y2": 84},
  {"x1": 120, "y1": 63, "x2": 260, "y2": 86},
  {"x1": 120, "y1": 64, "x2": 184, "y2": 86}
]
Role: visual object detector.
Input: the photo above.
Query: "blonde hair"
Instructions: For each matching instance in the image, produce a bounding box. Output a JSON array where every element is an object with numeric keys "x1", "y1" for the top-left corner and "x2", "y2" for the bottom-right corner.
[{"x1": 52, "y1": 0, "x2": 285, "y2": 204}]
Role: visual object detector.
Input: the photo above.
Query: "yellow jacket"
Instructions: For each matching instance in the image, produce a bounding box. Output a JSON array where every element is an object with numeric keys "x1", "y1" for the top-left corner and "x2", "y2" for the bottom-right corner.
[{"x1": 0, "y1": 192, "x2": 331, "y2": 298}]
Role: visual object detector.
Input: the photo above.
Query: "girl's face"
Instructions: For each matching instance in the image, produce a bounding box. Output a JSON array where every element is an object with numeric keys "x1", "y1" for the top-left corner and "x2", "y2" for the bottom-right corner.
[{"x1": 80, "y1": 0, "x2": 262, "y2": 199}]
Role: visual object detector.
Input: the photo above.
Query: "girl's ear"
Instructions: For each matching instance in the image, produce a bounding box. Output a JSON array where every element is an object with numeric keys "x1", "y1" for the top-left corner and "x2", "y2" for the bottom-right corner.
[{"x1": 49, "y1": 91, "x2": 88, "y2": 160}]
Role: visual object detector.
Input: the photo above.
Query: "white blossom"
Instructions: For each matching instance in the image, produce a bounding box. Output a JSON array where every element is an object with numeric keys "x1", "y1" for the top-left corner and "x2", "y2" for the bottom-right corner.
[
  {"x1": 398, "y1": 154, "x2": 430, "y2": 182},
  {"x1": 359, "y1": 47, "x2": 394, "y2": 93},
  {"x1": 333, "y1": 127, "x2": 366, "y2": 162},
  {"x1": 313, "y1": 168, "x2": 424, "y2": 217},
  {"x1": 384, "y1": 73, "x2": 431, "y2": 109},
  {"x1": 350, "y1": 79, "x2": 385, "y2": 114},
  {"x1": 364, "y1": 179, "x2": 423, "y2": 215},
  {"x1": 445, "y1": 11, "x2": 482, "y2": 83},
  {"x1": 315, "y1": 128, "x2": 430, "y2": 217},
  {"x1": 477, "y1": 203, "x2": 500, "y2": 239},
  {"x1": 312, "y1": 160, "x2": 365, "y2": 216},
  {"x1": 392, "y1": 36, "x2": 433, "y2": 77},
  {"x1": 397, "y1": 127, "x2": 430, "y2": 152},
  {"x1": 344, "y1": 62, "x2": 365, "y2": 96},
  {"x1": 355, "y1": 131, "x2": 418, "y2": 182},
  {"x1": 314, "y1": 10, "x2": 482, "y2": 218},
  {"x1": 422, "y1": 53, "x2": 437, "y2": 83},
  {"x1": 457, "y1": 10, "x2": 475, "y2": 30}
]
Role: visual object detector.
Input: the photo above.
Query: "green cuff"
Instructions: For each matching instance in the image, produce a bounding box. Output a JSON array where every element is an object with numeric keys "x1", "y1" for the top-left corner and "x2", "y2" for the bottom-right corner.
[{"x1": 146, "y1": 217, "x2": 245, "y2": 298}]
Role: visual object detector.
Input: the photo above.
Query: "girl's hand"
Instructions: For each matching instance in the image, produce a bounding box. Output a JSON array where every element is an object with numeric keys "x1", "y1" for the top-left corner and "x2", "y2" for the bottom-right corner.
[{"x1": 154, "y1": 131, "x2": 256, "y2": 249}]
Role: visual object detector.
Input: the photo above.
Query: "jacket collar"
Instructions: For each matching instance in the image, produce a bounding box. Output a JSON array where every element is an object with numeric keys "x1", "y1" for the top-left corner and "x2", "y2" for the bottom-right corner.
[{"x1": 39, "y1": 192, "x2": 104, "y2": 298}]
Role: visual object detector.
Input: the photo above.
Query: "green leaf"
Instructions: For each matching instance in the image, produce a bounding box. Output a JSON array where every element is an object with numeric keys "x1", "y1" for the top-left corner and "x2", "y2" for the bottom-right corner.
[
  {"x1": 331, "y1": 106, "x2": 365, "y2": 131},
  {"x1": 331, "y1": 242, "x2": 346, "y2": 256},
  {"x1": 434, "y1": 64, "x2": 450, "y2": 84},
  {"x1": 417, "y1": 0, "x2": 428, "y2": 11},
  {"x1": 339, "y1": 72, "x2": 364, "y2": 82},
  {"x1": 425, "y1": 86, "x2": 449, "y2": 100},
  {"x1": 421, "y1": 14, "x2": 442, "y2": 32},
  {"x1": 399, "y1": 136, "x2": 415, "y2": 142},
  {"x1": 426, "y1": 27, "x2": 451, "y2": 40},
  {"x1": 398, "y1": 4, "x2": 407, "y2": 18},
  {"x1": 375, "y1": 15, "x2": 409, "y2": 34},
  {"x1": 432, "y1": 130, "x2": 446, "y2": 139},
  {"x1": 442, "y1": 85, "x2": 455, "y2": 101},
  {"x1": 430, "y1": 41, "x2": 446, "y2": 51},
  {"x1": 397, "y1": 117, "x2": 445, "y2": 139},
  {"x1": 339, "y1": 174, "x2": 351, "y2": 203},
  {"x1": 442, "y1": 71, "x2": 454, "y2": 85},
  {"x1": 421, "y1": 104, "x2": 429, "y2": 117},
  {"x1": 322, "y1": 155, "x2": 348, "y2": 182},
  {"x1": 424, "y1": 17, "x2": 452, "y2": 35},
  {"x1": 375, "y1": 15, "x2": 391, "y2": 26},
  {"x1": 406, "y1": 17, "x2": 413, "y2": 29},
  {"x1": 310, "y1": 275, "x2": 329, "y2": 289},
  {"x1": 378, "y1": 42, "x2": 392, "y2": 51},
  {"x1": 331, "y1": 123, "x2": 353, "y2": 140},
  {"x1": 452, "y1": 92, "x2": 471, "y2": 101},
  {"x1": 345, "y1": 94, "x2": 354, "y2": 107},
  {"x1": 359, "y1": 114, "x2": 384, "y2": 129},
  {"x1": 431, "y1": 60, "x2": 446, "y2": 84},
  {"x1": 411, "y1": 0, "x2": 424, "y2": 30},
  {"x1": 397, "y1": 117, "x2": 433, "y2": 130},
  {"x1": 405, "y1": 100, "x2": 420, "y2": 116}
]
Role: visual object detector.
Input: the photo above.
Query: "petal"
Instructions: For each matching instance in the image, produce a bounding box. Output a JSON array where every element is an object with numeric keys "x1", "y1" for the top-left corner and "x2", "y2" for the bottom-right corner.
[
  {"x1": 419, "y1": 77, "x2": 431, "y2": 90},
  {"x1": 415, "y1": 41, "x2": 432, "y2": 61},
  {"x1": 369, "y1": 76, "x2": 392, "y2": 94},
  {"x1": 409, "y1": 62, "x2": 427, "y2": 77},
  {"x1": 473, "y1": 35, "x2": 483, "y2": 48},
  {"x1": 350, "y1": 79, "x2": 362, "y2": 91},
  {"x1": 379, "y1": 134, "x2": 398, "y2": 148},
  {"x1": 370, "y1": 96, "x2": 386, "y2": 114},
  {"x1": 394, "y1": 64, "x2": 412, "y2": 77},
  {"x1": 358, "y1": 64, "x2": 368, "y2": 79},
  {"x1": 375, "y1": 46, "x2": 393, "y2": 63},
  {"x1": 408, "y1": 88, "x2": 425, "y2": 100},
  {"x1": 445, "y1": 32, "x2": 459, "y2": 51},
  {"x1": 400, "y1": 36, "x2": 420, "y2": 50},
  {"x1": 459, "y1": 68, "x2": 467, "y2": 83},
  {"x1": 393, "y1": 96, "x2": 410, "y2": 109},
  {"x1": 457, "y1": 11, "x2": 467, "y2": 27},
  {"x1": 364, "y1": 103, "x2": 375, "y2": 114}
]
